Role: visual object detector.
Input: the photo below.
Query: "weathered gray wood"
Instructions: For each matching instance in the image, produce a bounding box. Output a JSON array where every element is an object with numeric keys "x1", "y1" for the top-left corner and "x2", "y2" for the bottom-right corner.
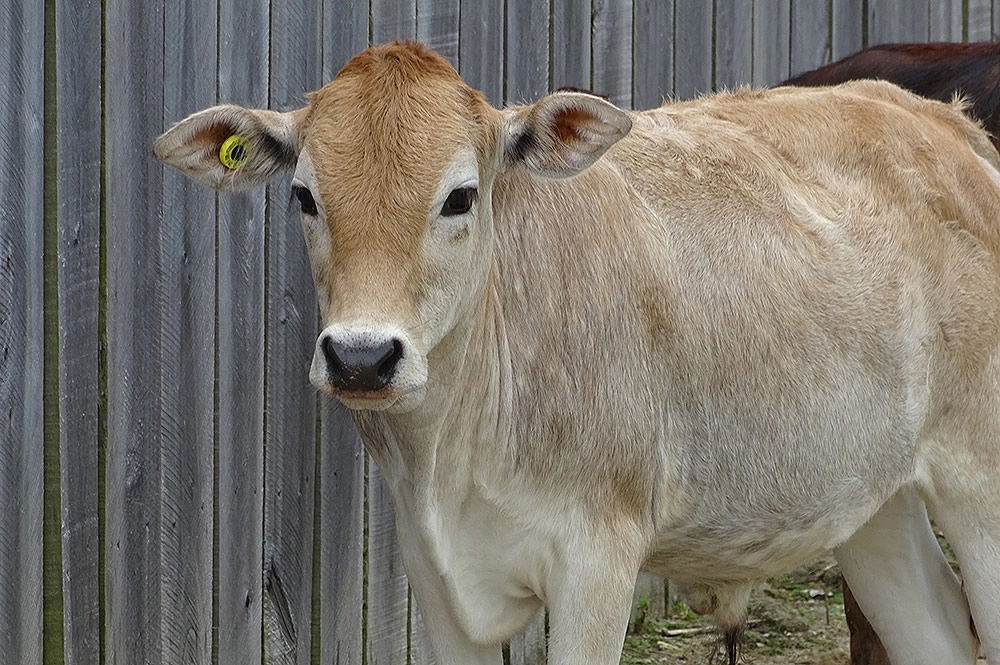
[
  {"x1": 867, "y1": 0, "x2": 929, "y2": 44},
  {"x1": 790, "y1": 0, "x2": 831, "y2": 79},
  {"x1": 54, "y1": 0, "x2": 101, "y2": 663},
  {"x1": 0, "y1": 1, "x2": 45, "y2": 663},
  {"x1": 320, "y1": 401, "x2": 364, "y2": 665},
  {"x1": 592, "y1": 0, "x2": 633, "y2": 107},
  {"x1": 832, "y1": 0, "x2": 864, "y2": 60},
  {"x1": 505, "y1": 0, "x2": 549, "y2": 104},
  {"x1": 995, "y1": 0, "x2": 1000, "y2": 39},
  {"x1": 551, "y1": 0, "x2": 591, "y2": 92},
  {"x1": 633, "y1": 0, "x2": 674, "y2": 107},
  {"x1": 217, "y1": 0, "x2": 269, "y2": 662},
  {"x1": 373, "y1": 0, "x2": 416, "y2": 43},
  {"x1": 968, "y1": 0, "x2": 993, "y2": 41},
  {"x1": 323, "y1": 0, "x2": 369, "y2": 82},
  {"x1": 264, "y1": 0, "x2": 322, "y2": 662},
  {"x1": 508, "y1": 609, "x2": 546, "y2": 665},
  {"x1": 674, "y1": 0, "x2": 713, "y2": 99},
  {"x1": 159, "y1": 2, "x2": 217, "y2": 664},
  {"x1": 631, "y1": 573, "x2": 666, "y2": 624},
  {"x1": 715, "y1": 0, "x2": 753, "y2": 89},
  {"x1": 104, "y1": 0, "x2": 165, "y2": 662},
  {"x1": 930, "y1": 0, "x2": 963, "y2": 41},
  {"x1": 410, "y1": 593, "x2": 439, "y2": 665},
  {"x1": 417, "y1": 0, "x2": 459, "y2": 67},
  {"x1": 368, "y1": 464, "x2": 409, "y2": 665},
  {"x1": 753, "y1": 0, "x2": 791, "y2": 87},
  {"x1": 459, "y1": 0, "x2": 504, "y2": 104}
]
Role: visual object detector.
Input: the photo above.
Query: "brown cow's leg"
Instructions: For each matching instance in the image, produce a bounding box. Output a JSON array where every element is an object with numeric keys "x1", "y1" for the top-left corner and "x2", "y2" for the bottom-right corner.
[{"x1": 844, "y1": 581, "x2": 891, "y2": 665}]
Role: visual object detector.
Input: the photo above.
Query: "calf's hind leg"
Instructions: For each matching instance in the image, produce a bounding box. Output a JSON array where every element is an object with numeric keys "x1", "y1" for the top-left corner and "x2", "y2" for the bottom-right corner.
[{"x1": 834, "y1": 486, "x2": 978, "y2": 665}]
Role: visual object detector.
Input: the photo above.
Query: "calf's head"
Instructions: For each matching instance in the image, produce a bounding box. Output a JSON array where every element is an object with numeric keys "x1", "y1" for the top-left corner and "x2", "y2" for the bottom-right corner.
[{"x1": 154, "y1": 41, "x2": 630, "y2": 412}]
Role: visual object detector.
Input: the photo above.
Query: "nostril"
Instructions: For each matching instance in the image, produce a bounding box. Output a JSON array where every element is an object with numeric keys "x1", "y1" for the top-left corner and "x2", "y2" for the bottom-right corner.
[
  {"x1": 377, "y1": 338, "x2": 404, "y2": 381},
  {"x1": 321, "y1": 336, "x2": 344, "y2": 372}
]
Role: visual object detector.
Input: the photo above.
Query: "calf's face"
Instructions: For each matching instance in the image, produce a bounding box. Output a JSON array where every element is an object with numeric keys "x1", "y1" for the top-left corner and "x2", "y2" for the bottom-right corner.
[{"x1": 154, "y1": 42, "x2": 630, "y2": 412}]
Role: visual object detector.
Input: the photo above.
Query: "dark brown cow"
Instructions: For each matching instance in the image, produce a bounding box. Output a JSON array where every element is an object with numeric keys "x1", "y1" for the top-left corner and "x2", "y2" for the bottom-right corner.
[{"x1": 783, "y1": 42, "x2": 1000, "y2": 151}]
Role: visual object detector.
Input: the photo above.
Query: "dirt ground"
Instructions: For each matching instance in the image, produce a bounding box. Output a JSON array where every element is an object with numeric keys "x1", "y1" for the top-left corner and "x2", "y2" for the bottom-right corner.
[{"x1": 621, "y1": 558, "x2": 850, "y2": 665}]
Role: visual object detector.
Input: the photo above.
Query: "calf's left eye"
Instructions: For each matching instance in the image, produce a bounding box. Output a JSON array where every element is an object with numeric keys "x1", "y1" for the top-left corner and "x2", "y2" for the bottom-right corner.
[{"x1": 441, "y1": 187, "x2": 477, "y2": 216}]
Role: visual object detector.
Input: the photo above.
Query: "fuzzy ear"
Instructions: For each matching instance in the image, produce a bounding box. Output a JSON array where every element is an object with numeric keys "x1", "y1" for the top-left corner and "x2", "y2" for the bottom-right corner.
[
  {"x1": 502, "y1": 91, "x2": 632, "y2": 178},
  {"x1": 153, "y1": 105, "x2": 303, "y2": 191}
]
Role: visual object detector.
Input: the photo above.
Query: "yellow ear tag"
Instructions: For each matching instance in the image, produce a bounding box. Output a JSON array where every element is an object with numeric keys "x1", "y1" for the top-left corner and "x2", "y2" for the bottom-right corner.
[{"x1": 219, "y1": 135, "x2": 250, "y2": 169}]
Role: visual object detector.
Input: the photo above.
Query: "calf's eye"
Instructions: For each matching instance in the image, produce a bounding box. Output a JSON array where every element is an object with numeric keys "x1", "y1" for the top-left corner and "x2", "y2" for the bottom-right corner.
[
  {"x1": 292, "y1": 185, "x2": 318, "y2": 216},
  {"x1": 441, "y1": 187, "x2": 477, "y2": 216}
]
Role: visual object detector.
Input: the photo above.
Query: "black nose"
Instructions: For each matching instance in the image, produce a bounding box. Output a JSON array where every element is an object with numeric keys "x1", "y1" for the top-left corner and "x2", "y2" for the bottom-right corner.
[{"x1": 321, "y1": 337, "x2": 404, "y2": 392}]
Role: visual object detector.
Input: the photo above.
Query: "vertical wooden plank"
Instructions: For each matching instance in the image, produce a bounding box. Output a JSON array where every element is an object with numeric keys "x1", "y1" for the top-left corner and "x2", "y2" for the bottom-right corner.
[
  {"x1": 593, "y1": 0, "x2": 633, "y2": 107},
  {"x1": 632, "y1": 0, "x2": 674, "y2": 108},
  {"x1": 789, "y1": 0, "x2": 831, "y2": 79},
  {"x1": 217, "y1": 0, "x2": 269, "y2": 662},
  {"x1": 674, "y1": 0, "x2": 712, "y2": 99},
  {"x1": 505, "y1": 0, "x2": 549, "y2": 104},
  {"x1": 54, "y1": 0, "x2": 101, "y2": 663},
  {"x1": 320, "y1": 401, "x2": 364, "y2": 665},
  {"x1": 0, "y1": 1, "x2": 45, "y2": 663},
  {"x1": 159, "y1": 2, "x2": 217, "y2": 664},
  {"x1": 930, "y1": 0, "x2": 963, "y2": 41},
  {"x1": 372, "y1": 0, "x2": 416, "y2": 43},
  {"x1": 995, "y1": 0, "x2": 1000, "y2": 39},
  {"x1": 715, "y1": 0, "x2": 753, "y2": 89},
  {"x1": 752, "y1": 0, "x2": 791, "y2": 87},
  {"x1": 631, "y1": 573, "x2": 666, "y2": 624},
  {"x1": 323, "y1": 0, "x2": 369, "y2": 82},
  {"x1": 508, "y1": 609, "x2": 546, "y2": 665},
  {"x1": 368, "y1": 464, "x2": 409, "y2": 665},
  {"x1": 264, "y1": 0, "x2": 322, "y2": 663},
  {"x1": 867, "y1": 0, "x2": 929, "y2": 44},
  {"x1": 832, "y1": 0, "x2": 864, "y2": 60},
  {"x1": 551, "y1": 0, "x2": 591, "y2": 92},
  {"x1": 410, "y1": 593, "x2": 439, "y2": 665},
  {"x1": 104, "y1": 0, "x2": 164, "y2": 662},
  {"x1": 417, "y1": 0, "x2": 459, "y2": 67},
  {"x1": 968, "y1": 0, "x2": 993, "y2": 41},
  {"x1": 459, "y1": 0, "x2": 504, "y2": 105}
]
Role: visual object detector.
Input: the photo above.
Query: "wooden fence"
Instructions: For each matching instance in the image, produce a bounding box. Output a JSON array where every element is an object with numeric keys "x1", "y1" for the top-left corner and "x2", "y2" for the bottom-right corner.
[{"x1": 2, "y1": 0, "x2": 999, "y2": 664}]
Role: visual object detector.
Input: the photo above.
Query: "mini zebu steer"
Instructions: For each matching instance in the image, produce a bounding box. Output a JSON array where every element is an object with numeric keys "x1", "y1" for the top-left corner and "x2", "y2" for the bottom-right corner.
[{"x1": 155, "y1": 42, "x2": 1000, "y2": 665}]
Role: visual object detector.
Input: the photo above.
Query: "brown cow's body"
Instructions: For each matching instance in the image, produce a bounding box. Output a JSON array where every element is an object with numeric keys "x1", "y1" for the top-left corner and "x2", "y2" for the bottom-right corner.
[{"x1": 783, "y1": 42, "x2": 1000, "y2": 150}]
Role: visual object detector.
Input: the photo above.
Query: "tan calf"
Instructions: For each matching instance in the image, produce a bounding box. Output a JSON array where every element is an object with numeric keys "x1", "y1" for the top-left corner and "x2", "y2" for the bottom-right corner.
[{"x1": 155, "y1": 41, "x2": 1000, "y2": 664}]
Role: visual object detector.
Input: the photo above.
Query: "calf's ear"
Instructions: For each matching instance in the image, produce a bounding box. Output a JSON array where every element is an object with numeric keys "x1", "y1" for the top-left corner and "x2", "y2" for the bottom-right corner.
[
  {"x1": 153, "y1": 105, "x2": 304, "y2": 191},
  {"x1": 502, "y1": 91, "x2": 632, "y2": 178}
]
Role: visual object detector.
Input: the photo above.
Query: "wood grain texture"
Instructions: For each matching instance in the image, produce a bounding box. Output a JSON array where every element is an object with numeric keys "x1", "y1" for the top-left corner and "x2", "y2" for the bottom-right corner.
[
  {"x1": 752, "y1": 0, "x2": 791, "y2": 86},
  {"x1": 0, "y1": 1, "x2": 45, "y2": 663},
  {"x1": 867, "y1": 0, "x2": 929, "y2": 44},
  {"x1": 417, "y1": 0, "x2": 459, "y2": 67},
  {"x1": 592, "y1": 0, "x2": 633, "y2": 107},
  {"x1": 323, "y1": 0, "x2": 369, "y2": 82},
  {"x1": 367, "y1": 464, "x2": 409, "y2": 665},
  {"x1": 458, "y1": 0, "x2": 503, "y2": 105},
  {"x1": 968, "y1": 0, "x2": 993, "y2": 41},
  {"x1": 715, "y1": 0, "x2": 753, "y2": 89},
  {"x1": 995, "y1": 0, "x2": 1000, "y2": 39},
  {"x1": 320, "y1": 400, "x2": 364, "y2": 665},
  {"x1": 372, "y1": 0, "x2": 416, "y2": 43},
  {"x1": 632, "y1": 0, "x2": 674, "y2": 108},
  {"x1": 832, "y1": 0, "x2": 864, "y2": 60},
  {"x1": 929, "y1": 0, "x2": 963, "y2": 41},
  {"x1": 505, "y1": 0, "x2": 550, "y2": 104},
  {"x1": 508, "y1": 609, "x2": 545, "y2": 665},
  {"x1": 551, "y1": 0, "x2": 591, "y2": 92},
  {"x1": 263, "y1": 0, "x2": 322, "y2": 662},
  {"x1": 790, "y1": 0, "x2": 831, "y2": 79},
  {"x1": 104, "y1": 0, "x2": 165, "y2": 662},
  {"x1": 410, "y1": 592, "x2": 439, "y2": 665},
  {"x1": 54, "y1": 0, "x2": 102, "y2": 663},
  {"x1": 631, "y1": 573, "x2": 666, "y2": 624},
  {"x1": 217, "y1": 0, "x2": 269, "y2": 663},
  {"x1": 674, "y1": 0, "x2": 712, "y2": 99},
  {"x1": 159, "y1": 2, "x2": 217, "y2": 664}
]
